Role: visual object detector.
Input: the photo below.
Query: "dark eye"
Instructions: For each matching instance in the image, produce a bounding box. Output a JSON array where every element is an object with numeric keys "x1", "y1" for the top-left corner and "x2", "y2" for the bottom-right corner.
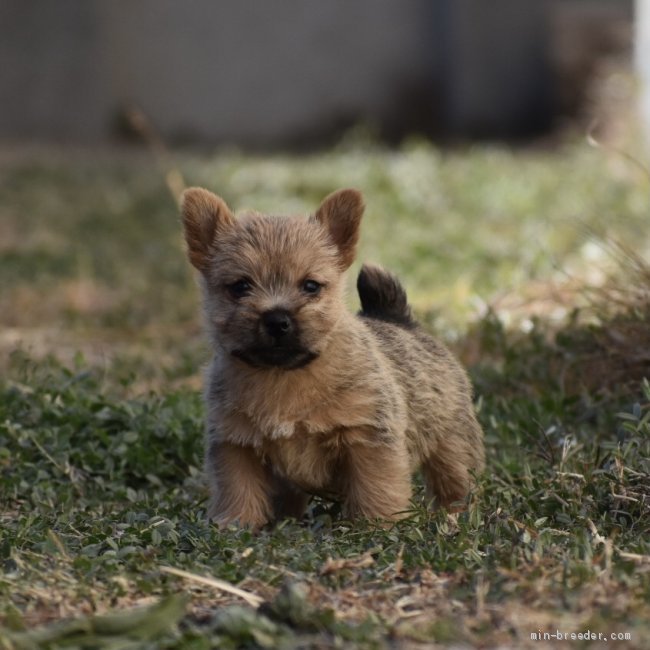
[
  {"x1": 227, "y1": 279, "x2": 252, "y2": 299},
  {"x1": 302, "y1": 279, "x2": 322, "y2": 295}
]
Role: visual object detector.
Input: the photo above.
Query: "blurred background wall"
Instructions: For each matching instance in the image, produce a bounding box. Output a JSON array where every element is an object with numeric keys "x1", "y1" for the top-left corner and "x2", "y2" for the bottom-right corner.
[
  {"x1": 0, "y1": 0, "x2": 638, "y2": 147},
  {"x1": 637, "y1": 0, "x2": 650, "y2": 140}
]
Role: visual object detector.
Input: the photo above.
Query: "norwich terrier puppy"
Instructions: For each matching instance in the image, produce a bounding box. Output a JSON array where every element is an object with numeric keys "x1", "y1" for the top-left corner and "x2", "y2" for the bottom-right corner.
[{"x1": 181, "y1": 187, "x2": 484, "y2": 528}]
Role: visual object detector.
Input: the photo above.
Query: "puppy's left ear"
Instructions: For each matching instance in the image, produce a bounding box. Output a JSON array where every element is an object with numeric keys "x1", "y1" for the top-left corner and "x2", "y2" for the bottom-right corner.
[{"x1": 312, "y1": 188, "x2": 364, "y2": 270}]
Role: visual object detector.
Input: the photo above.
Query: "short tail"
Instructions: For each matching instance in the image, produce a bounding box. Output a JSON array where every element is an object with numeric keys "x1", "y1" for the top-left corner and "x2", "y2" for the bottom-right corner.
[{"x1": 357, "y1": 264, "x2": 415, "y2": 328}]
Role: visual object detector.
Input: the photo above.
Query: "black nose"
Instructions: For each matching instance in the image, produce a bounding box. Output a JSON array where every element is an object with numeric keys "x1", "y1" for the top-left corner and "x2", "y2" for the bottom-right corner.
[{"x1": 262, "y1": 309, "x2": 294, "y2": 338}]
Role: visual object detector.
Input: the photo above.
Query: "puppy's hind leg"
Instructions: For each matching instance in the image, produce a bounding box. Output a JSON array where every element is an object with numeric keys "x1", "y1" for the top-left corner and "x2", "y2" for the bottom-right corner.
[{"x1": 421, "y1": 424, "x2": 484, "y2": 510}]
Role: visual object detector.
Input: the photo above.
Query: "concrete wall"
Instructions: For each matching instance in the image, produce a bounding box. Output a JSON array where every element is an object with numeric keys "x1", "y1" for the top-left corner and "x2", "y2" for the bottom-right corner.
[
  {"x1": 442, "y1": 0, "x2": 551, "y2": 137},
  {"x1": 0, "y1": 0, "x2": 634, "y2": 146},
  {"x1": 0, "y1": 0, "x2": 444, "y2": 145},
  {"x1": 0, "y1": 1, "x2": 112, "y2": 140},
  {"x1": 636, "y1": 0, "x2": 650, "y2": 142},
  {"x1": 97, "y1": 0, "x2": 442, "y2": 146}
]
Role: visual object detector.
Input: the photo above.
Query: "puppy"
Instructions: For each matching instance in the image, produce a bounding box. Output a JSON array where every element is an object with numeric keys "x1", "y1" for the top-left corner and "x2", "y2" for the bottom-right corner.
[{"x1": 181, "y1": 188, "x2": 484, "y2": 527}]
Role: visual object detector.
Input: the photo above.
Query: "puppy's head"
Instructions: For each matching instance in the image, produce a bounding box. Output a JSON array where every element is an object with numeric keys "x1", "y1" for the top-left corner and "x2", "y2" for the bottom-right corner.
[{"x1": 181, "y1": 188, "x2": 364, "y2": 370}]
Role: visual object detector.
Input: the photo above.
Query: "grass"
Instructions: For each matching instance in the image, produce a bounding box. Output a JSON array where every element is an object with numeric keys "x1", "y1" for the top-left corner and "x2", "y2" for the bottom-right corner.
[{"x1": 1, "y1": 138, "x2": 649, "y2": 648}]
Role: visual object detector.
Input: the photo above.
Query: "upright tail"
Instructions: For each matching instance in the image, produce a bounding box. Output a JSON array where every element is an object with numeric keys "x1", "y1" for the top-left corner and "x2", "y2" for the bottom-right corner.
[{"x1": 357, "y1": 264, "x2": 415, "y2": 328}]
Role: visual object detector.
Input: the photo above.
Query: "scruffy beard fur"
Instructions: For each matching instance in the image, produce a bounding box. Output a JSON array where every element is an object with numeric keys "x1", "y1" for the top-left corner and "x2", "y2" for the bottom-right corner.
[{"x1": 181, "y1": 187, "x2": 485, "y2": 529}]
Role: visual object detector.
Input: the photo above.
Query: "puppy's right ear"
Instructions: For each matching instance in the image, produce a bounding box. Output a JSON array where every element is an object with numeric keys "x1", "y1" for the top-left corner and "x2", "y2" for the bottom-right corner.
[
  {"x1": 313, "y1": 188, "x2": 364, "y2": 270},
  {"x1": 181, "y1": 188, "x2": 235, "y2": 272}
]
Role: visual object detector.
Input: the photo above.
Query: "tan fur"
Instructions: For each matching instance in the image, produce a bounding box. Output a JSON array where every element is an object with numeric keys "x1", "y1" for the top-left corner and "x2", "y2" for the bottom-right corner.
[
  {"x1": 313, "y1": 189, "x2": 364, "y2": 270},
  {"x1": 181, "y1": 187, "x2": 485, "y2": 528},
  {"x1": 181, "y1": 188, "x2": 236, "y2": 272}
]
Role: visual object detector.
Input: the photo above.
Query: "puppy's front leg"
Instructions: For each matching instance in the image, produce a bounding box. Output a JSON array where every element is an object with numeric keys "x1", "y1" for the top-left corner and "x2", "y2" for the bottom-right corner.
[
  {"x1": 343, "y1": 436, "x2": 412, "y2": 520},
  {"x1": 206, "y1": 440, "x2": 272, "y2": 529}
]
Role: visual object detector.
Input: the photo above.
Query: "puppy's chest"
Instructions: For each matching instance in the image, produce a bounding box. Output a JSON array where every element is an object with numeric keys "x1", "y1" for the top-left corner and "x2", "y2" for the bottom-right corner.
[
  {"x1": 262, "y1": 426, "x2": 342, "y2": 490},
  {"x1": 215, "y1": 408, "x2": 344, "y2": 490},
  {"x1": 220, "y1": 386, "x2": 379, "y2": 442},
  {"x1": 220, "y1": 405, "x2": 352, "y2": 446}
]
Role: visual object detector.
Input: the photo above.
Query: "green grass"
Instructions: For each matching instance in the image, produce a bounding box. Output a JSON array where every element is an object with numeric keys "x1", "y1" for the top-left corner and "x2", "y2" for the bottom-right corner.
[{"x1": 1, "y1": 140, "x2": 649, "y2": 648}]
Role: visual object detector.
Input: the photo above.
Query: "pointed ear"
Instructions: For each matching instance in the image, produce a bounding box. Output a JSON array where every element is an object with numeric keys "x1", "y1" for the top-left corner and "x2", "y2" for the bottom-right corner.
[
  {"x1": 181, "y1": 187, "x2": 235, "y2": 272},
  {"x1": 312, "y1": 189, "x2": 364, "y2": 270}
]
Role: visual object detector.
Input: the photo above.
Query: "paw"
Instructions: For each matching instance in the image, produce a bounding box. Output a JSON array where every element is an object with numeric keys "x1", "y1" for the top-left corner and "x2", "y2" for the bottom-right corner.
[
  {"x1": 343, "y1": 499, "x2": 411, "y2": 523},
  {"x1": 208, "y1": 504, "x2": 270, "y2": 531}
]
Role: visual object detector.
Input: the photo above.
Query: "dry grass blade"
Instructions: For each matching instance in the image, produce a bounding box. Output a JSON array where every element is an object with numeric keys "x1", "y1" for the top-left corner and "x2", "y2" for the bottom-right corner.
[
  {"x1": 320, "y1": 551, "x2": 375, "y2": 575},
  {"x1": 588, "y1": 239, "x2": 650, "y2": 316},
  {"x1": 551, "y1": 235, "x2": 650, "y2": 393},
  {"x1": 586, "y1": 120, "x2": 650, "y2": 185},
  {"x1": 617, "y1": 551, "x2": 650, "y2": 564},
  {"x1": 159, "y1": 565, "x2": 264, "y2": 607},
  {"x1": 125, "y1": 106, "x2": 187, "y2": 205}
]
